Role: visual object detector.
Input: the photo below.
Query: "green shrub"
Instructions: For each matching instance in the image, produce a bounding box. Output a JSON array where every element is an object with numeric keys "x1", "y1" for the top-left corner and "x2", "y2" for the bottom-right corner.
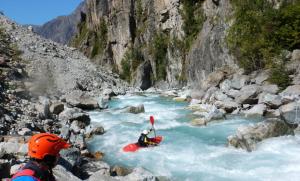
[
  {"x1": 120, "y1": 54, "x2": 131, "y2": 82},
  {"x1": 269, "y1": 63, "x2": 291, "y2": 90},
  {"x1": 91, "y1": 20, "x2": 108, "y2": 58},
  {"x1": 181, "y1": 0, "x2": 205, "y2": 51},
  {"x1": 151, "y1": 32, "x2": 169, "y2": 81},
  {"x1": 227, "y1": 0, "x2": 300, "y2": 74},
  {"x1": 120, "y1": 47, "x2": 144, "y2": 82}
]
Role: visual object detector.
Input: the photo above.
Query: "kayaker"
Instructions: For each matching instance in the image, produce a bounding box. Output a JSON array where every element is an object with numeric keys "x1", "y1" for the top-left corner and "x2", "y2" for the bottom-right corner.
[
  {"x1": 10, "y1": 133, "x2": 70, "y2": 181},
  {"x1": 138, "y1": 129, "x2": 157, "y2": 147}
]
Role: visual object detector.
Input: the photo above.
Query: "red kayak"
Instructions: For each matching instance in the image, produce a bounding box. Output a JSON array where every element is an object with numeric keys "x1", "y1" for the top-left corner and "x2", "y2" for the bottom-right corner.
[{"x1": 123, "y1": 136, "x2": 163, "y2": 152}]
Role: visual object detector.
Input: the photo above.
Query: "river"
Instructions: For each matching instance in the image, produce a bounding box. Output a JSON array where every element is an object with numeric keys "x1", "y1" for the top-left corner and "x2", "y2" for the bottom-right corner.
[{"x1": 88, "y1": 94, "x2": 300, "y2": 181}]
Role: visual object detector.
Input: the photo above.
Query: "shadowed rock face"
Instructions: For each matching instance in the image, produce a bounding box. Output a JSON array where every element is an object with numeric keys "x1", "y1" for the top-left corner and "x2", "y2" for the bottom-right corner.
[
  {"x1": 187, "y1": 0, "x2": 235, "y2": 88},
  {"x1": 33, "y1": 2, "x2": 86, "y2": 45}
]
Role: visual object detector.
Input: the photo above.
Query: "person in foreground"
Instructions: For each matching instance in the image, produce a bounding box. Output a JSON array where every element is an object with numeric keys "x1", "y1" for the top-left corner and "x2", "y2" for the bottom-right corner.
[
  {"x1": 138, "y1": 129, "x2": 158, "y2": 147},
  {"x1": 11, "y1": 133, "x2": 70, "y2": 181}
]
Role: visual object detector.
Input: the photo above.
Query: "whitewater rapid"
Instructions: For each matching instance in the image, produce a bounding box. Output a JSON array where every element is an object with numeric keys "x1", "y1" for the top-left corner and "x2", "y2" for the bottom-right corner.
[{"x1": 88, "y1": 94, "x2": 300, "y2": 181}]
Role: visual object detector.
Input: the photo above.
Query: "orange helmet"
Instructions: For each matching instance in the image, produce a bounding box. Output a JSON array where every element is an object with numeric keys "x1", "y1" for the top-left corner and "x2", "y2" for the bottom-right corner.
[{"x1": 28, "y1": 133, "x2": 70, "y2": 160}]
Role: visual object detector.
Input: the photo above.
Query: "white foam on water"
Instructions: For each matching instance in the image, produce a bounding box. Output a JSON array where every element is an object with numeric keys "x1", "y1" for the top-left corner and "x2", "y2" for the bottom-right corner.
[{"x1": 88, "y1": 94, "x2": 300, "y2": 181}]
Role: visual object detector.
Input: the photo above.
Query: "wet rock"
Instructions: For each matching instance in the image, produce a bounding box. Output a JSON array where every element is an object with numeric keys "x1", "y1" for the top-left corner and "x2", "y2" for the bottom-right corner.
[
  {"x1": 103, "y1": 89, "x2": 116, "y2": 99},
  {"x1": 118, "y1": 167, "x2": 158, "y2": 181},
  {"x1": 173, "y1": 97, "x2": 186, "y2": 102},
  {"x1": 228, "y1": 118, "x2": 294, "y2": 151},
  {"x1": 161, "y1": 90, "x2": 178, "y2": 97},
  {"x1": 85, "y1": 125, "x2": 105, "y2": 138},
  {"x1": 191, "y1": 118, "x2": 207, "y2": 126},
  {"x1": 98, "y1": 96, "x2": 109, "y2": 109},
  {"x1": 50, "y1": 102, "x2": 64, "y2": 115},
  {"x1": 110, "y1": 165, "x2": 132, "y2": 176},
  {"x1": 243, "y1": 104, "x2": 267, "y2": 118},
  {"x1": 125, "y1": 104, "x2": 145, "y2": 114}
]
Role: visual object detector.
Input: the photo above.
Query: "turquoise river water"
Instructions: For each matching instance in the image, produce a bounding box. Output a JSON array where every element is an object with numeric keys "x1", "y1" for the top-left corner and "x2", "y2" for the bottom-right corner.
[{"x1": 88, "y1": 94, "x2": 300, "y2": 181}]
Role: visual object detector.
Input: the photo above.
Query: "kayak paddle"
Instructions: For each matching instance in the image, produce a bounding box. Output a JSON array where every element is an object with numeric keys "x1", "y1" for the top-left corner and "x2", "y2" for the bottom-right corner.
[{"x1": 150, "y1": 116, "x2": 156, "y2": 137}]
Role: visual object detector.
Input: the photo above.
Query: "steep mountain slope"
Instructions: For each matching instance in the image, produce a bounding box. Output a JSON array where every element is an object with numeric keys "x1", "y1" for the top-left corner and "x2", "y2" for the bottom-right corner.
[
  {"x1": 33, "y1": 2, "x2": 86, "y2": 45},
  {"x1": 0, "y1": 14, "x2": 129, "y2": 97}
]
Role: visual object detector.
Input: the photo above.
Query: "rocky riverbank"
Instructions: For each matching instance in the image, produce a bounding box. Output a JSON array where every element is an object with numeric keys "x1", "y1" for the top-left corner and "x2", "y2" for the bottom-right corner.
[
  {"x1": 158, "y1": 52, "x2": 300, "y2": 151},
  {"x1": 0, "y1": 15, "x2": 164, "y2": 181}
]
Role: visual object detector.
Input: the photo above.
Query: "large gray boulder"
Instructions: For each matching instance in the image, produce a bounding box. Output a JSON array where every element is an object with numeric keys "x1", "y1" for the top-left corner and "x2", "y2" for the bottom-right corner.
[
  {"x1": 215, "y1": 100, "x2": 239, "y2": 113},
  {"x1": 258, "y1": 93, "x2": 282, "y2": 108},
  {"x1": 53, "y1": 165, "x2": 82, "y2": 181},
  {"x1": 80, "y1": 159, "x2": 110, "y2": 178},
  {"x1": 231, "y1": 74, "x2": 249, "y2": 90},
  {"x1": 279, "y1": 102, "x2": 300, "y2": 125},
  {"x1": 243, "y1": 104, "x2": 267, "y2": 118},
  {"x1": 262, "y1": 84, "x2": 279, "y2": 94},
  {"x1": 98, "y1": 96, "x2": 109, "y2": 109},
  {"x1": 125, "y1": 104, "x2": 145, "y2": 114},
  {"x1": 235, "y1": 85, "x2": 261, "y2": 104},
  {"x1": 0, "y1": 142, "x2": 27, "y2": 157},
  {"x1": 66, "y1": 97, "x2": 98, "y2": 110},
  {"x1": 85, "y1": 125, "x2": 105, "y2": 138},
  {"x1": 228, "y1": 118, "x2": 294, "y2": 151},
  {"x1": 280, "y1": 85, "x2": 300, "y2": 97},
  {"x1": 254, "y1": 71, "x2": 269, "y2": 85},
  {"x1": 59, "y1": 107, "x2": 91, "y2": 125},
  {"x1": 50, "y1": 102, "x2": 64, "y2": 115}
]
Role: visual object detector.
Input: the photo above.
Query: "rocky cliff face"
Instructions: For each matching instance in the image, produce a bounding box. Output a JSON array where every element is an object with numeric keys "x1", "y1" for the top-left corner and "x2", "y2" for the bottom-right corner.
[
  {"x1": 68, "y1": 0, "x2": 234, "y2": 90},
  {"x1": 33, "y1": 2, "x2": 86, "y2": 45}
]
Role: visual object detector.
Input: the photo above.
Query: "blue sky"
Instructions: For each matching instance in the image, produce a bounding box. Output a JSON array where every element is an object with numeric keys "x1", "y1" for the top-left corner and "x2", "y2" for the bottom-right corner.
[{"x1": 0, "y1": 0, "x2": 83, "y2": 25}]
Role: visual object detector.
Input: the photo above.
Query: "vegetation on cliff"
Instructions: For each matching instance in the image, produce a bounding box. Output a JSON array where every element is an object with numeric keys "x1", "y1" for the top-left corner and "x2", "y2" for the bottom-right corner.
[
  {"x1": 227, "y1": 0, "x2": 300, "y2": 88},
  {"x1": 181, "y1": 0, "x2": 205, "y2": 51},
  {"x1": 120, "y1": 46, "x2": 143, "y2": 82},
  {"x1": 71, "y1": 18, "x2": 108, "y2": 59}
]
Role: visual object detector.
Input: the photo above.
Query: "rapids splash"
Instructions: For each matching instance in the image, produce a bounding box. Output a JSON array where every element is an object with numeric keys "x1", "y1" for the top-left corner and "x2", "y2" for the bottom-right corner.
[{"x1": 88, "y1": 94, "x2": 300, "y2": 181}]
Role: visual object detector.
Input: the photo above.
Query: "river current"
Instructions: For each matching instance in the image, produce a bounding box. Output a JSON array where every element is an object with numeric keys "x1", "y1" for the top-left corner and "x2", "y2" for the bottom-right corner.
[{"x1": 88, "y1": 94, "x2": 300, "y2": 181}]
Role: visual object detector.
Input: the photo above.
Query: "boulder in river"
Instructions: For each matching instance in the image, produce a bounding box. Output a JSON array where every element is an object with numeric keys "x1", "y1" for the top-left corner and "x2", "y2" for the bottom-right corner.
[
  {"x1": 227, "y1": 118, "x2": 294, "y2": 151},
  {"x1": 125, "y1": 104, "x2": 145, "y2": 114}
]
